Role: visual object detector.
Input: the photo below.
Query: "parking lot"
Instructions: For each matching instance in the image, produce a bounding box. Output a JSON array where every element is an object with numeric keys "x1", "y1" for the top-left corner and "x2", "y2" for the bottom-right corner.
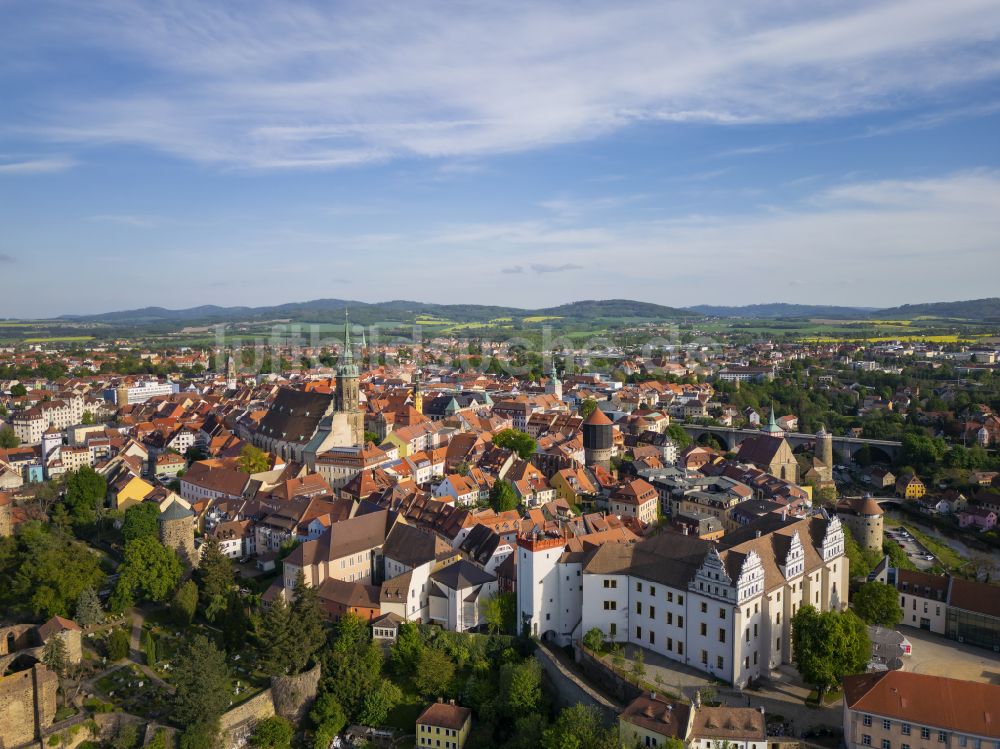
[
  {"x1": 900, "y1": 626, "x2": 1000, "y2": 685},
  {"x1": 886, "y1": 525, "x2": 936, "y2": 570}
]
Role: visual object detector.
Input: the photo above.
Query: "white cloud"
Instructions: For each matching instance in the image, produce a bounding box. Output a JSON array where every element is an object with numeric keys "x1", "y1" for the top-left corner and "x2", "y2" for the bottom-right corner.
[
  {"x1": 12, "y1": 0, "x2": 1000, "y2": 169},
  {"x1": 0, "y1": 156, "x2": 78, "y2": 174}
]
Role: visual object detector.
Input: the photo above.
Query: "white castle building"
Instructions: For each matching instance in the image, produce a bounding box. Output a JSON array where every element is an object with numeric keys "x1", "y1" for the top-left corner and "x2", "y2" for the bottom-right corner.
[{"x1": 517, "y1": 511, "x2": 847, "y2": 687}]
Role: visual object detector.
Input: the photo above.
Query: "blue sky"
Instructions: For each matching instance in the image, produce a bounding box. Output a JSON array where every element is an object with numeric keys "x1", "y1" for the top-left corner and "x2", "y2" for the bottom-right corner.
[{"x1": 1, "y1": 0, "x2": 999, "y2": 317}]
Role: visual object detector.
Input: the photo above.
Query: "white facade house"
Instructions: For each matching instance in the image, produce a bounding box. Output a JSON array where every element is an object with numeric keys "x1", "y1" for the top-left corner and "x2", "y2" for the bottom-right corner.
[{"x1": 520, "y1": 512, "x2": 847, "y2": 686}]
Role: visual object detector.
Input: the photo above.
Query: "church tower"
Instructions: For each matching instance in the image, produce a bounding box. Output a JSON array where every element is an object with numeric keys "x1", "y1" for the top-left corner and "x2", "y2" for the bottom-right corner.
[
  {"x1": 413, "y1": 369, "x2": 424, "y2": 414},
  {"x1": 225, "y1": 352, "x2": 237, "y2": 390},
  {"x1": 335, "y1": 311, "x2": 365, "y2": 445},
  {"x1": 545, "y1": 360, "x2": 562, "y2": 400}
]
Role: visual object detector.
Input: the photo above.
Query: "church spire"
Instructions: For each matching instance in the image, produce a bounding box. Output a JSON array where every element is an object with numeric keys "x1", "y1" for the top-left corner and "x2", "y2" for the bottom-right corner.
[{"x1": 343, "y1": 309, "x2": 353, "y2": 364}]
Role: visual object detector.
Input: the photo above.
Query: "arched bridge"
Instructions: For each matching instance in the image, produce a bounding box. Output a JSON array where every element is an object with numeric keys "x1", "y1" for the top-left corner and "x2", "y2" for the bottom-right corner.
[{"x1": 678, "y1": 424, "x2": 902, "y2": 462}]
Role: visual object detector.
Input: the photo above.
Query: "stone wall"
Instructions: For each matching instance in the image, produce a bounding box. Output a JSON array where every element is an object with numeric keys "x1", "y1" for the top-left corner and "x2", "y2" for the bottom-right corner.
[
  {"x1": 534, "y1": 644, "x2": 620, "y2": 725},
  {"x1": 0, "y1": 663, "x2": 58, "y2": 749},
  {"x1": 219, "y1": 690, "x2": 277, "y2": 749},
  {"x1": 574, "y1": 644, "x2": 644, "y2": 706},
  {"x1": 270, "y1": 663, "x2": 321, "y2": 724},
  {"x1": 0, "y1": 625, "x2": 36, "y2": 656}
]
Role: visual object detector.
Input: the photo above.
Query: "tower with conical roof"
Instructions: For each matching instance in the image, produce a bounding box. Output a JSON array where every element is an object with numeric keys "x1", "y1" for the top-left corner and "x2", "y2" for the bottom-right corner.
[
  {"x1": 582, "y1": 406, "x2": 613, "y2": 470},
  {"x1": 225, "y1": 351, "x2": 237, "y2": 390},
  {"x1": 334, "y1": 310, "x2": 364, "y2": 445}
]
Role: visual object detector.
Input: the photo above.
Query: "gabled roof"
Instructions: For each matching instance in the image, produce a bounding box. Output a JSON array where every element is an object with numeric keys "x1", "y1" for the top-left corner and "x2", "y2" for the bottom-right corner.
[{"x1": 429, "y1": 559, "x2": 495, "y2": 590}]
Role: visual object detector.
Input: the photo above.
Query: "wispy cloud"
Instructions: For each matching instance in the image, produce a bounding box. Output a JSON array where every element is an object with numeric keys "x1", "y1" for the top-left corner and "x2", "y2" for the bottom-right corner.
[
  {"x1": 531, "y1": 263, "x2": 583, "y2": 274},
  {"x1": 0, "y1": 156, "x2": 78, "y2": 174},
  {"x1": 0, "y1": 253, "x2": 14, "y2": 263},
  {"x1": 502, "y1": 266, "x2": 525, "y2": 274},
  {"x1": 89, "y1": 214, "x2": 159, "y2": 227},
  {"x1": 9, "y1": 1, "x2": 1000, "y2": 169}
]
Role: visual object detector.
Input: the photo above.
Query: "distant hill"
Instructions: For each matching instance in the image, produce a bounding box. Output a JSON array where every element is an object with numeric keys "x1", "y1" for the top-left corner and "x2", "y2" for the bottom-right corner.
[
  {"x1": 874, "y1": 298, "x2": 1000, "y2": 321},
  {"x1": 59, "y1": 298, "x2": 692, "y2": 327},
  {"x1": 685, "y1": 303, "x2": 874, "y2": 319}
]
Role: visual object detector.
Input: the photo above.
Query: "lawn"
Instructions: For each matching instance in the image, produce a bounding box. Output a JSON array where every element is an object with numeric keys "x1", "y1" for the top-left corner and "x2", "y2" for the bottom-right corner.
[{"x1": 23, "y1": 335, "x2": 95, "y2": 343}]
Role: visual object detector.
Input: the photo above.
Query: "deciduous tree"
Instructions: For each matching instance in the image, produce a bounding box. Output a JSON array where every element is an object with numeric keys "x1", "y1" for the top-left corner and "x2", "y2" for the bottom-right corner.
[{"x1": 853, "y1": 581, "x2": 903, "y2": 628}]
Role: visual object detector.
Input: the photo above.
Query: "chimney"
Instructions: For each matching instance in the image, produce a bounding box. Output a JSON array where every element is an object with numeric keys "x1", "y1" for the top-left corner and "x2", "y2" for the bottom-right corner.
[
  {"x1": 755, "y1": 530, "x2": 761, "y2": 538},
  {"x1": 449, "y1": 699, "x2": 456, "y2": 706}
]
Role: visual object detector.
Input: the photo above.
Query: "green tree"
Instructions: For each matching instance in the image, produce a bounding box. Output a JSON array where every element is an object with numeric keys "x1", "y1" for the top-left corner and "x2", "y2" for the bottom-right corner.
[
  {"x1": 110, "y1": 722, "x2": 140, "y2": 749},
  {"x1": 259, "y1": 596, "x2": 296, "y2": 676},
  {"x1": 363, "y1": 431, "x2": 381, "y2": 445},
  {"x1": 579, "y1": 399, "x2": 598, "y2": 419},
  {"x1": 358, "y1": 679, "x2": 401, "y2": 726},
  {"x1": 110, "y1": 537, "x2": 182, "y2": 611},
  {"x1": 142, "y1": 629, "x2": 157, "y2": 667},
  {"x1": 74, "y1": 586, "x2": 105, "y2": 626},
  {"x1": 106, "y1": 629, "x2": 130, "y2": 661},
  {"x1": 172, "y1": 635, "x2": 231, "y2": 732},
  {"x1": 10, "y1": 383, "x2": 27, "y2": 397},
  {"x1": 489, "y1": 479, "x2": 519, "y2": 513},
  {"x1": 389, "y1": 621, "x2": 425, "y2": 676},
  {"x1": 320, "y1": 612, "x2": 383, "y2": 718},
  {"x1": 237, "y1": 444, "x2": 271, "y2": 474},
  {"x1": 42, "y1": 635, "x2": 69, "y2": 677},
  {"x1": 81, "y1": 411, "x2": 95, "y2": 425},
  {"x1": 310, "y1": 692, "x2": 348, "y2": 741},
  {"x1": 853, "y1": 581, "x2": 903, "y2": 627},
  {"x1": 222, "y1": 591, "x2": 251, "y2": 652},
  {"x1": 665, "y1": 423, "x2": 692, "y2": 449},
  {"x1": 499, "y1": 659, "x2": 541, "y2": 714},
  {"x1": 492, "y1": 429, "x2": 537, "y2": 459},
  {"x1": 178, "y1": 723, "x2": 217, "y2": 749},
  {"x1": 413, "y1": 647, "x2": 455, "y2": 698},
  {"x1": 0, "y1": 522, "x2": 105, "y2": 618},
  {"x1": 121, "y1": 502, "x2": 160, "y2": 542},
  {"x1": 63, "y1": 467, "x2": 107, "y2": 529},
  {"x1": 289, "y1": 571, "x2": 327, "y2": 673},
  {"x1": 792, "y1": 605, "x2": 870, "y2": 695},
  {"x1": 541, "y1": 704, "x2": 619, "y2": 749},
  {"x1": 171, "y1": 580, "x2": 198, "y2": 625},
  {"x1": 582, "y1": 627, "x2": 604, "y2": 653},
  {"x1": 196, "y1": 537, "x2": 234, "y2": 622},
  {"x1": 481, "y1": 591, "x2": 516, "y2": 635},
  {"x1": 249, "y1": 716, "x2": 293, "y2": 749},
  {"x1": 0, "y1": 425, "x2": 19, "y2": 448}
]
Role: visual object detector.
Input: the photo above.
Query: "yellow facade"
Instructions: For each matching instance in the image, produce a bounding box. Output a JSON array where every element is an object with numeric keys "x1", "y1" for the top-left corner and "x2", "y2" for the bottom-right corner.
[
  {"x1": 416, "y1": 718, "x2": 470, "y2": 749},
  {"x1": 114, "y1": 476, "x2": 155, "y2": 510}
]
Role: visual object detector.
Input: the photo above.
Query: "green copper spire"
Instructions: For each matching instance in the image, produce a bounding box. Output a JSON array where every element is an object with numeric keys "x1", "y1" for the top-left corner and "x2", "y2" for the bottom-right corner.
[{"x1": 343, "y1": 309, "x2": 353, "y2": 363}]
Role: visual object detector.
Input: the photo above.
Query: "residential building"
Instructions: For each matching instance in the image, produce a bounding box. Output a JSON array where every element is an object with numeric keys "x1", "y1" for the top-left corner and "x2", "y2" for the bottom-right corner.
[
  {"x1": 416, "y1": 701, "x2": 472, "y2": 749},
  {"x1": 843, "y1": 672, "x2": 1000, "y2": 749}
]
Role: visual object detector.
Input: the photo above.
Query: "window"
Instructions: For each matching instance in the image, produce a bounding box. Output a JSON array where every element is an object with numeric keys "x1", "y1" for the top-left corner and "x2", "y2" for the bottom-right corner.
[
  {"x1": 637, "y1": 582, "x2": 643, "y2": 593},
  {"x1": 938, "y1": 733, "x2": 946, "y2": 743},
  {"x1": 922, "y1": 729, "x2": 931, "y2": 740},
  {"x1": 719, "y1": 628, "x2": 726, "y2": 643},
  {"x1": 902, "y1": 744, "x2": 910, "y2": 749},
  {"x1": 700, "y1": 623, "x2": 707, "y2": 636},
  {"x1": 701, "y1": 602, "x2": 708, "y2": 613},
  {"x1": 677, "y1": 641, "x2": 683, "y2": 655},
  {"x1": 958, "y1": 736, "x2": 967, "y2": 747},
  {"x1": 882, "y1": 740, "x2": 891, "y2": 749},
  {"x1": 649, "y1": 606, "x2": 656, "y2": 620},
  {"x1": 716, "y1": 655, "x2": 723, "y2": 670},
  {"x1": 700, "y1": 649, "x2": 708, "y2": 664},
  {"x1": 650, "y1": 586, "x2": 656, "y2": 596},
  {"x1": 604, "y1": 579, "x2": 617, "y2": 589},
  {"x1": 610, "y1": 623, "x2": 617, "y2": 637},
  {"x1": 719, "y1": 607, "x2": 726, "y2": 619},
  {"x1": 863, "y1": 716, "x2": 872, "y2": 727},
  {"x1": 636, "y1": 602, "x2": 643, "y2": 615},
  {"x1": 678, "y1": 595, "x2": 684, "y2": 605},
  {"x1": 636, "y1": 626, "x2": 642, "y2": 639},
  {"x1": 667, "y1": 592, "x2": 674, "y2": 603},
  {"x1": 884, "y1": 720, "x2": 892, "y2": 731},
  {"x1": 667, "y1": 612, "x2": 673, "y2": 625},
  {"x1": 603, "y1": 601, "x2": 617, "y2": 610},
  {"x1": 902, "y1": 724, "x2": 911, "y2": 736},
  {"x1": 649, "y1": 631, "x2": 655, "y2": 645},
  {"x1": 678, "y1": 615, "x2": 684, "y2": 627},
  {"x1": 862, "y1": 737, "x2": 871, "y2": 747}
]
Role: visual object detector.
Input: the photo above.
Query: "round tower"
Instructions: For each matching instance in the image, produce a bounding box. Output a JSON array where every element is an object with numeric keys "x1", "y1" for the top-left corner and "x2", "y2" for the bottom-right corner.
[
  {"x1": 0, "y1": 492, "x2": 12, "y2": 538},
  {"x1": 582, "y1": 407, "x2": 613, "y2": 470},
  {"x1": 158, "y1": 500, "x2": 198, "y2": 569},
  {"x1": 817, "y1": 425, "x2": 834, "y2": 470}
]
